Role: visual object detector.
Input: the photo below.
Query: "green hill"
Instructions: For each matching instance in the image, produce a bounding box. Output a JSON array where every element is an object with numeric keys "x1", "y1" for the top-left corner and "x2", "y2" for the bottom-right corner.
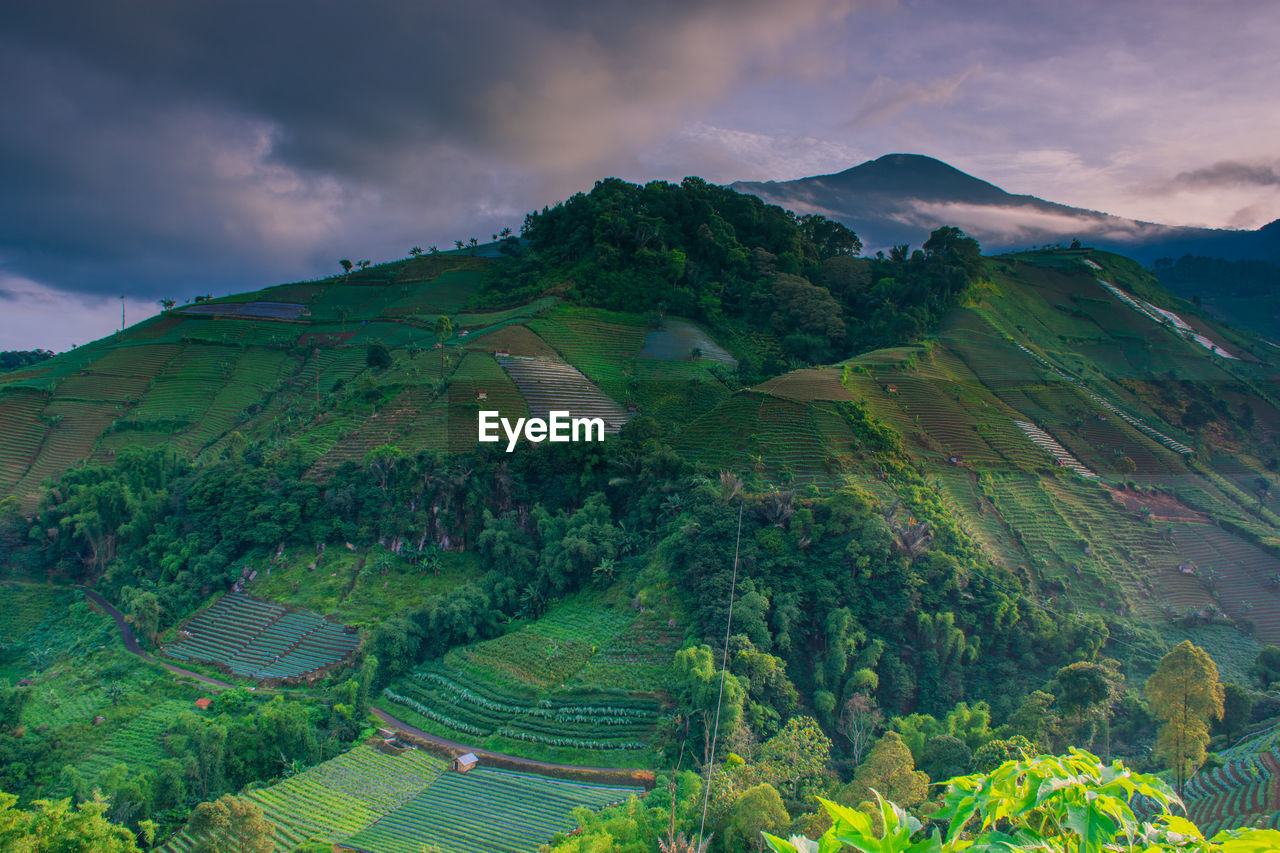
[{"x1": 5, "y1": 179, "x2": 1280, "y2": 848}]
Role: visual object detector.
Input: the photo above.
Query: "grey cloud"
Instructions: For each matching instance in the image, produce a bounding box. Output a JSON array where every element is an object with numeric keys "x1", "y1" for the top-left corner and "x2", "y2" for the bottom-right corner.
[
  {"x1": 0, "y1": 0, "x2": 859, "y2": 306},
  {"x1": 1172, "y1": 161, "x2": 1280, "y2": 190}
]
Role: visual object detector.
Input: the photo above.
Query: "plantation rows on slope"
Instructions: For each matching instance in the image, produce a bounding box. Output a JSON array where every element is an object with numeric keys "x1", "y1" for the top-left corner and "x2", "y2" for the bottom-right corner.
[
  {"x1": 0, "y1": 258, "x2": 739, "y2": 506},
  {"x1": 378, "y1": 599, "x2": 682, "y2": 768}
]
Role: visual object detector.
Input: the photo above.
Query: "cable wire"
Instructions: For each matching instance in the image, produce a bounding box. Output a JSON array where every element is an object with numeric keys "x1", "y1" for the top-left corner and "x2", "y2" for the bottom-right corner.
[{"x1": 697, "y1": 501, "x2": 744, "y2": 846}]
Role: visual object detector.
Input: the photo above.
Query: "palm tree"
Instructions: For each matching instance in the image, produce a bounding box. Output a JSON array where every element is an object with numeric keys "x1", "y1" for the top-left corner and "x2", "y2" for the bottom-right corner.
[{"x1": 409, "y1": 246, "x2": 423, "y2": 257}]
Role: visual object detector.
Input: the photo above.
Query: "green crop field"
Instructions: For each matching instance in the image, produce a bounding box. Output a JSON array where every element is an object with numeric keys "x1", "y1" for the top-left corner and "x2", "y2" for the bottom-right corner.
[
  {"x1": 527, "y1": 307, "x2": 648, "y2": 402},
  {"x1": 163, "y1": 593, "x2": 359, "y2": 681},
  {"x1": 164, "y1": 743, "x2": 447, "y2": 852},
  {"x1": 379, "y1": 598, "x2": 674, "y2": 766},
  {"x1": 340, "y1": 766, "x2": 642, "y2": 853}
]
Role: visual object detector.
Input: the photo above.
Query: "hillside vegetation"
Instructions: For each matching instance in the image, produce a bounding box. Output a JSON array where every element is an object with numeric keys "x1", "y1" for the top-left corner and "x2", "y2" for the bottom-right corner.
[{"x1": 2, "y1": 178, "x2": 1280, "y2": 851}]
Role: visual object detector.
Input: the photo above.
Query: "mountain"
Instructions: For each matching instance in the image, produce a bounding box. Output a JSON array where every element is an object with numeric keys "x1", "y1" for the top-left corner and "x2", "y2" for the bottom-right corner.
[
  {"x1": 732, "y1": 153, "x2": 1280, "y2": 265},
  {"x1": 4, "y1": 178, "x2": 1280, "y2": 848}
]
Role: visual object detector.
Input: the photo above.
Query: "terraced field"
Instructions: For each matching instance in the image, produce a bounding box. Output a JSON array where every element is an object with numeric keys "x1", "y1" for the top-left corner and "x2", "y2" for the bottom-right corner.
[
  {"x1": 165, "y1": 743, "x2": 447, "y2": 852},
  {"x1": 1183, "y1": 749, "x2": 1279, "y2": 835},
  {"x1": 1170, "y1": 524, "x2": 1280, "y2": 643},
  {"x1": 638, "y1": 318, "x2": 737, "y2": 365},
  {"x1": 163, "y1": 593, "x2": 359, "y2": 681},
  {"x1": 380, "y1": 602, "x2": 670, "y2": 764},
  {"x1": 75, "y1": 700, "x2": 192, "y2": 782},
  {"x1": 0, "y1": 583, "x2": 69, "y2": 644},
  {"x1": 497, "y1": 356, "x2": 631, "y2": 433},
  {"x1": 527, "y1": 308, "x2": 647, "y2": 401},
  {"x1": 340, "y1": 767, "x2": 641, "y2": 853}
]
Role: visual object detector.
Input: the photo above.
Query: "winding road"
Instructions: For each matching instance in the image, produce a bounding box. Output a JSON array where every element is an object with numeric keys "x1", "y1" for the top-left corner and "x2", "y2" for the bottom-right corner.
[{"x1": 78, "y1": 585, "x2": 653, "y2": 783}]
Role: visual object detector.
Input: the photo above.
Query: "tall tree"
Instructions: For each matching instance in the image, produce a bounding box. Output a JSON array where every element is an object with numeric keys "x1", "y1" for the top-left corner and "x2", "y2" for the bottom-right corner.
[
  {"x1": 433, "y1": 315, "x2": 454, "y2": 383},
  {"x1": 1145, "y1": 641, "x2": 1224, "y2": 795}
]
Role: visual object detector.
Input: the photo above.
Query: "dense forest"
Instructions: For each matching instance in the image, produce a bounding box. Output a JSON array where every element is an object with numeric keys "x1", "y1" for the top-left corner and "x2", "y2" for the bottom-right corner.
[
  {"x1": 486, "y1": 177, "x2": 982, "y2": 375},
  {"x1": 0, "y1": 351, "x2": 54, "y2": 372}
]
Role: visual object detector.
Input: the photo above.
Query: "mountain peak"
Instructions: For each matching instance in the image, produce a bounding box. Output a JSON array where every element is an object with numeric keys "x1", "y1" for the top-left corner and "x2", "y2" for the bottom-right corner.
[{"x1": 811, "y1": 153, "x2": 1013, "y2": 203}]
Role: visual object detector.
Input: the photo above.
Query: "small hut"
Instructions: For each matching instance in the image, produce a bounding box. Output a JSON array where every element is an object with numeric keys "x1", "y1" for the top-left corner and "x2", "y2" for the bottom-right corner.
[
  {"x1": 194, "y1": 698, "x2": 213, "y2": 710},
  {"x1": 453, "y1": 752, "x2": 478, "y2": 773}
]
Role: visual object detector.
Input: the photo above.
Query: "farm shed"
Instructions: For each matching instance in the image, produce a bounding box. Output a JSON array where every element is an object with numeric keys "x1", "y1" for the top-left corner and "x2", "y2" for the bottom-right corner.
[{"x1": 453, "y1": 752, "x2": 478, "y2": 773}]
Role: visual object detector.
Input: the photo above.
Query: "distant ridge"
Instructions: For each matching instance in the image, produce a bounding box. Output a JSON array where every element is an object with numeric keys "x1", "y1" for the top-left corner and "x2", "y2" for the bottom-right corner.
[{"x1": 732, "y1": 153, "x2": 1280, "y2": 264}]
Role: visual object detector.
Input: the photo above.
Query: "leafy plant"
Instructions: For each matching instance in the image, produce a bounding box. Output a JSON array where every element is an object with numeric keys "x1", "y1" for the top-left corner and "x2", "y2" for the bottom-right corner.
[{"x1": 765, "y1": 750, "x2": 1280, "y2": 853}]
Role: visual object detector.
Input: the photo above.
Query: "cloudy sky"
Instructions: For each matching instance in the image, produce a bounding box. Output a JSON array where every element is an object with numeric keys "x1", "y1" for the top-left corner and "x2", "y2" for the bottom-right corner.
[{"x1": 2, "y1": 0, "x2": 1278, "y2": 351}]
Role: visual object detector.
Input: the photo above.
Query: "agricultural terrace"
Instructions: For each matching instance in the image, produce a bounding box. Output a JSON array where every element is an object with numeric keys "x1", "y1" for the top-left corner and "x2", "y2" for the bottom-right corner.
[
  {"x1": 638, "y1": 318, "x2": 737, "y2": 365},
  {"x1": 678, "y1": 391, "x2": 858, "y2": 488},
  {"x1": 526, "y1": 306, "x2": 648, "y2": 402},
  {"x1": 1182, "y1": 748, "x2": 1280, "y2": 835},
  {"x1": 162, "y1": 743, "x2": 446, "y2": 853},
  {"x1": 497, "y1": 356, "x2": 631, "y2": 433},
  {"x1": 379, "y1": 601, "x2": 678, "y2": 767},
  {"x1": 340, "y1": 766, "x2": 642, "y2": 853},
  {"x1": 163, "y1": 593, "x2": 359, "y2": 681},
  {"x1": 73, "y1": 700, "x2": 193, "y2": 786},
  {"x1": 1170, "y1": 524, "x2": 1280, "y2": 644}
]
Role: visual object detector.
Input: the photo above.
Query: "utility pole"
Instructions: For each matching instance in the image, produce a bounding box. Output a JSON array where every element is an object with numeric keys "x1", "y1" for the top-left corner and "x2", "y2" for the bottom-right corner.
[{"x1": 120, "y1": 295, "x2": 126, "y2": 332}]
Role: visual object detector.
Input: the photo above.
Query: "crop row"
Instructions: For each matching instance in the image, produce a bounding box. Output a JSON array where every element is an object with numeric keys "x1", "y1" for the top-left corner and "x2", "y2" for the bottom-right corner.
[
  {"x1": 341, "y1": 766, "x2": 640, "y2": 853},
  {"x1": 164, "y1": 593, "x2": 358, "y2": 681}
]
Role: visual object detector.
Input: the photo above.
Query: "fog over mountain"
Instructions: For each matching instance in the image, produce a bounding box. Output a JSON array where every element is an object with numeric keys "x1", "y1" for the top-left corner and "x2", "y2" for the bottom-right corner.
[{"x1": 733, "y1": 154, "x2": 1280, "y2": 263}]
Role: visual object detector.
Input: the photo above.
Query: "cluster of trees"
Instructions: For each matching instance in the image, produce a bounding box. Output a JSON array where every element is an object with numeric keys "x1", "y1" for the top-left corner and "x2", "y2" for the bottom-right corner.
[
  {"x1": 556, "y1": 638, "x2": 1244, "y2": 852},
  {"x1": 484, "y1": 177, "x2": 983, "y2": 376},
  {"x1": 0, "y1": 350, "x2": 54, "y2": 371}
]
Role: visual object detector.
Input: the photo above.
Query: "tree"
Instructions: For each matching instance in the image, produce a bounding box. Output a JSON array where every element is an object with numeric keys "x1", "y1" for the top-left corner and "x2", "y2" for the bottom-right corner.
[
  {"x1": 409, "y1": 246, "x2": 423, "y2": 257},
  {"x1": 1146, "y1": 641, "x2": 1224, "y2": 795},
  {"x1": 837, "y1": 692, "x2": 882, "y2": 765},
  {"x1": 366, "y1": 343, "x2": 392, "y2": 371},
  {"x1": 971, "y1": 734, "x2": 1036, "y2": 773},
  {"x1": 1250, "y1": 645, "x2": 1280, "y2": 689},
  {"x1": 1055, "y1": 660, "x2": 1120, "y2": 749},
  {"x1": 433, "y1": 315, "x2": 454, "y2": 382},
  {"x1": 0, "y1": 790, "x2": 143, "y2": 851},
  {"x1": 725, "y1": 784, "x2": 789, "y2": 852},
  {"x1": 122, "y1": 587, "x2": 160, "y2": 646},
  {"x1": 839, "y1": 731, "x2": 929, "y2": 815},
  {"x1": 339, "y1": 259, "x2": 353, "y2": 279},
  {"x1": 1214, "y1": 683, "x2": 1253, "y2": 744},
  {"x1": 673, "y1": 645, "x2": 746, "y2": 766},
  {"x1": 159, "y1": 297, "x2": 176, "y2": 311},
  {"x1": 186, "y1": 794, "x2": 274, "y2": 853},
  {"x1": 920, "y1": 735, "x2": 972, "y2": 784},
  {"x1": 757, "y1": 716, "x2": 832, "y2": 800}
]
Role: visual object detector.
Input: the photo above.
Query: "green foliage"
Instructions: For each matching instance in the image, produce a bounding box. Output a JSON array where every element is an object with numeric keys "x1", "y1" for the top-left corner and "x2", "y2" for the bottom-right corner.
[
  {"x1": 839, "y1": 732, "x2": 929, "y2": 816},
  {"x1": 726, "y1": 784, "x2": 789, "y2": 853},
  {"x1": 767, "y1": 750, "x2": 1280, "y2": 853},
  {"x1": 1146, "y1": 641, "x2": 1225, "y2": 793},
  {"x1": 493, "y1": 177, "x2": 983, "y2": 376},
  {"x1": 185, "y1": 794, "x2": 273, "y2": 853},
  {"x1": 365, "y1": 343, "x2": 392, "y2": 371},
  {"x1": 0, "y1": 789, "x2": 142, "y2": 851}
]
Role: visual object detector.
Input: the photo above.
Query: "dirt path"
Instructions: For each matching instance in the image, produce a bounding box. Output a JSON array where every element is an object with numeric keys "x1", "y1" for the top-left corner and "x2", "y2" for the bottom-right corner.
[
  {"x1": 74, "y1": 582, "x2": 653, "y2": 782},
  {"x1": 78, "y1": 586, "x2": 240, "y2": 691}
]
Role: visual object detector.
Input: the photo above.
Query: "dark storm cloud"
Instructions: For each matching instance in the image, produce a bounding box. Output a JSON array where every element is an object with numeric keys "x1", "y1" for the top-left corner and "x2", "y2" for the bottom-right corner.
[
  {"x1": 0, "y1": 0, "x2": 857, "y2": 316},
  {"x1": 1171, "y1": 161, "x2": 1280, "y2": 190}
]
